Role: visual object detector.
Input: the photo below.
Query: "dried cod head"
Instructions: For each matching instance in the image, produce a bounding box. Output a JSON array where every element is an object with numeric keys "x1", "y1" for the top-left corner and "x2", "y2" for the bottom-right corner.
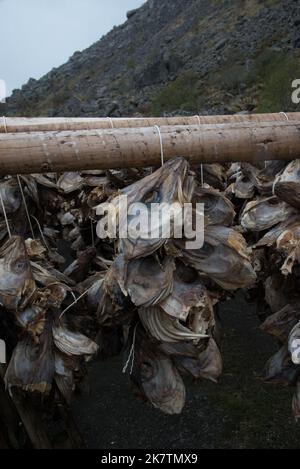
[
  {"x1": 160, "y1": 262, "x2": 213, "y2": 323},
  {"x1": 5, "y1": 327, "x2": 54, "y2": 394},
  {"x1": 138, "y1": 306, "x2": 208, "y2": 343},
  {"x1": 263, "y1": 345, "x2": 300, "y2": 385},
  {"x1": 0, "y1": 179, "x2": 22, "y2": 214},
  {"x1": 193, "y1": 186, "x2": 235, "y2": 227},
  {"x1": 0, "y1": 235, "x2": 36, "y2": 310},
  {"x1": 240, "y1": 197, "x2": 295, "y2": 232},
  {"x1": 177, "y1": 226, "x2": 256, "y2": 291},
  {"x1": 274, "y1": 160, "x2": 300, "y2": 209},
  {"x1": 125, "y1": 255, "x2": 175, "y2": 308},
  {"x1": 52, "y1": 321, "x2": 98, "y2": 360},
  {"x1": 261, "y1": 304, "x2": 300, "y2": 343},
  {"x1": 96, "y1": 157, "x2": 194, "y2": 260},
  {"x1": 129, "y1": 327, "x2": 186, "y2": 415}
]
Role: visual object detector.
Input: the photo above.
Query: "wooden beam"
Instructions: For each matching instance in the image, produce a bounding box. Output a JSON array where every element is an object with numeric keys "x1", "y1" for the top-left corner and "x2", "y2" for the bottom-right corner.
[
  {"x1": 0, "y1": 121, "x2": 299, "y2": 175},
  {"x1": 1, "y1": 112, "x2": 300, "y2": 133}
]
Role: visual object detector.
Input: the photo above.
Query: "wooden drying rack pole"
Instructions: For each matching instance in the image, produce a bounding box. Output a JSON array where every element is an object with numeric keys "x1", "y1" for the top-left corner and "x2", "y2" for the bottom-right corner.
[{"x1": 0, "y1": 114, "x2": 299, "y2": 175}]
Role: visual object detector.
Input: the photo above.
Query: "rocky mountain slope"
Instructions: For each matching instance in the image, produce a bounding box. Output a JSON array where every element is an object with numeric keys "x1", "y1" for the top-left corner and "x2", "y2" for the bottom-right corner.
[{"x1": 4, "y1": 0, "x2": 300, "y2": 117}]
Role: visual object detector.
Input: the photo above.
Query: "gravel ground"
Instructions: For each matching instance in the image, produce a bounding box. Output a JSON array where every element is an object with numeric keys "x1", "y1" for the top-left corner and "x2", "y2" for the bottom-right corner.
[{"x1": 72, "y1": 293, "x2": 300, "y2": 449}]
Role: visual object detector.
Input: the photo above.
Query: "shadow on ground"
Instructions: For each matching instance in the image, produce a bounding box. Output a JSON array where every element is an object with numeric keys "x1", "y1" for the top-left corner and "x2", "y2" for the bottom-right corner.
[{"x1": 72, "y1": 293, "x2": 300, "y2": 449}]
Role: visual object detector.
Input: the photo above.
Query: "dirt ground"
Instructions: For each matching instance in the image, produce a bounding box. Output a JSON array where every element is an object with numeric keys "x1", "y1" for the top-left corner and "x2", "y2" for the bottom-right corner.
[{"x1": 72, "y1": 293, "x2": 300, "y2": 449}]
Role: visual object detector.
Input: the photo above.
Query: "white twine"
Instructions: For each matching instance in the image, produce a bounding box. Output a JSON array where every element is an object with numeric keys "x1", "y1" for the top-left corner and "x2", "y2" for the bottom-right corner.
[
  {"x1": 0, "y1": 191, "x2": 11, "y2": 238},
  {"x1": 59, "y1": 284, "x2": 94, "y2": 319},
  {"x1": 154, "y1": 125, "x2": 165, "y2": 167},
  {"x1": 30, "y1": 215, "x2": 49, "y2": 250},
  {"x1": 195, "y1": 115, "x2": 204, "y2": 187},
  {"x1": 279, "y1": 111, "x2": 289, "y2": 121},
  {"x1": 107, "y1": 117, "x2": 114, "y2": 129},
  {"x1": 70, "y1": 291, "x2": 77, "y2": 302},
  {"x1": 1, "y1": 116, "x2": 12, "y2": 237},
  {"x1": 2, "y1": 116, "x2": 8, "y2": 134},
  {"x1": 17, "y1": 175, "x2": 35, "y2": 239},
  {"x1": 122, "y1": 323, "x2": 138, "y2": 375}
]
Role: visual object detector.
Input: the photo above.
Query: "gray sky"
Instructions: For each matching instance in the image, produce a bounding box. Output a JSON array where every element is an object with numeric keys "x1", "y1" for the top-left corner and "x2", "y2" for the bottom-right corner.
[{"x1": 0, "y1": 0, "x2": 144, "y2": 96}]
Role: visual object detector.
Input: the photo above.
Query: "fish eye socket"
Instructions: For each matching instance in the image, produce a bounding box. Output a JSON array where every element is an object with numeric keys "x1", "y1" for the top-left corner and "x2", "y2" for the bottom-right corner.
[
  {"x1": 141, "y1": 361, "x2": 153, "y2": 378},
  {"x1": 13, "y1": 258, "x2": 29, "y2": 274}
]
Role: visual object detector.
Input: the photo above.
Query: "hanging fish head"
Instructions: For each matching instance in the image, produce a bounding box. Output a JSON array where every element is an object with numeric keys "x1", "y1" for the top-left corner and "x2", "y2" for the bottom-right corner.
[
  {"x1": 96, "y1": 157, "x2": 194, "y2": 259},
  {"x1": 0, "y1": 235, "x2": 36, "y2": 310}
]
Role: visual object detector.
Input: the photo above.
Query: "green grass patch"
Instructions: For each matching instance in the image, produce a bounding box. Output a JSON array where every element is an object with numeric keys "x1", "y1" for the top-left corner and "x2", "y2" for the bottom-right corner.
[{"x1": 149, "y1": 71, "x2": 203, "y2": 115}]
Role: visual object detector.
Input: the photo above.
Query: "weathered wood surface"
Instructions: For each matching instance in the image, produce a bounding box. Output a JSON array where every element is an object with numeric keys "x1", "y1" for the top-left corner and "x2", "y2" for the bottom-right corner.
[
  {"x1": 1, "y1": 112, "x2": 299, "y2": 133},
  {"x1": 0, "y1": 121, "x2": 299, "y2": 174}
]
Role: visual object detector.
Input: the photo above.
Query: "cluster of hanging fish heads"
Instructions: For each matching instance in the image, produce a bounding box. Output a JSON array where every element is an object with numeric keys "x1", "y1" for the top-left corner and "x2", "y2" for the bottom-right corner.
[{"x1": 0, "y1": 154, "x2": 299, "y2": 417}]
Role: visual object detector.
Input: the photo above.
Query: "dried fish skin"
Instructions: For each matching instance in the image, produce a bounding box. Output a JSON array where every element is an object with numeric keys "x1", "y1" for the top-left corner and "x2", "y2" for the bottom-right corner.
[
  {"x1": 241, "y1": 197, "x2": 295, "y2": 232},
  {"x1": 263, "y1": 345, "x2": 300, "y2": 385},
  {"x1": 241, "y1": 161, "x2": 286, "y2": 195},
  {"x1": 4, "y1": 330, "x2": 55, "y2": 394},
  {"x1": 228, "y1": 176, "x2": 255, "y2": 200},
  {"x1": 175, "y1": 338, "x2": 222, "y2": 383},
  {"x1": 178, "y1": 226, "x2": 256, "y2": 291},
  {"x1": 293, "y1": 379, "x2": 300, "y2": 421},
  {"x1": 160, "y1": 265, "x2": 212, "y2": 323},
  {"x1": 193, "y1": 186, "x2": 236, "y2": 227},
  {"x1": 125, "y1": 256, "x2": 175, "y2": 308},
  {"x1": 226, "y1": 163, "x2": 255, "y2": 199},
  {"x1": 96, "y1": 261, "x2": 131, "y2": 327},
  {"x1": 274, "y1": 160, "x2": 300, "y2": 209},
  {"x1": 160, "y1": 337, "x2": 222, "y2": 383},
  {"x1": 130, "y1": 329, "x2": 186, "y2": 415},
  {"x1": 31, "y1": 261, "x2": 75, "y2": 287},
  {"x1": 261, "y1": 305, "x2": 300, "y2": 343},
  {"x1": 96, "y1": 157, "x2": 194, "y2": 260},
  {"x1": 77, "y1": 273, "x2": 105, "y2": 312},
  {"x1": 25, "y1": 238, "x2": 47, "y2": 260},
  {"x1": 0, "y1": 179, "x2": 21, "y2": 214},
  {"x1": 138, "y1": 306, "x2": 208, "y2": 343},
  {"x1": 63, "y1": 247, "x2": 97, "y2": 282},
  {"x1": 53, "y1": 322, "x2": 98, "y2": 360},
  {"x1": 264, "y1": 274, "x2": 289, "y2": 313},
  {"x1": 16, "y1": 305, "x2": 46, "y2": 339},
  {"x1": 54, "y1": 352, "x2": 75, "y2": 404},
  {"x1": 276, "y1": 228, "x2": 300, "y2": 276},
  {"x1": 255, "y1": 215, "x2": 300, "y2": 249},
  {"x1": 57, "y1": 172, "x2": 84, "y2": 194},
  {"x1": 255, "y1": 216, "x2": 300, "y2": 275},
  {"x1": 0, "y1": 235, "x2": 36, "y2": 310},
  {"x1": 289, "y1": 321, "x2": 300, "y2": 365},
  {"x1": 197, "y1": 164, "x2": 227, "y2": 190}
]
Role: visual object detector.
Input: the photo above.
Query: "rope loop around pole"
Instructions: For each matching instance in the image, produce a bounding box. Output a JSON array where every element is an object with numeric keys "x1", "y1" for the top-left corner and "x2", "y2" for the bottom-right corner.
[
  {"x1": 154, "y1": 125, "x2": 165, "y2": 167},
  {"x1": 107, "y1": 117, "x2": 114, "y2": 129},
  {"x1": 2, "y1": 116, "x2": 7, "y2": 134},
  {"x1": 279, "y1": 111, "x2": 289, "y2": 121}
]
